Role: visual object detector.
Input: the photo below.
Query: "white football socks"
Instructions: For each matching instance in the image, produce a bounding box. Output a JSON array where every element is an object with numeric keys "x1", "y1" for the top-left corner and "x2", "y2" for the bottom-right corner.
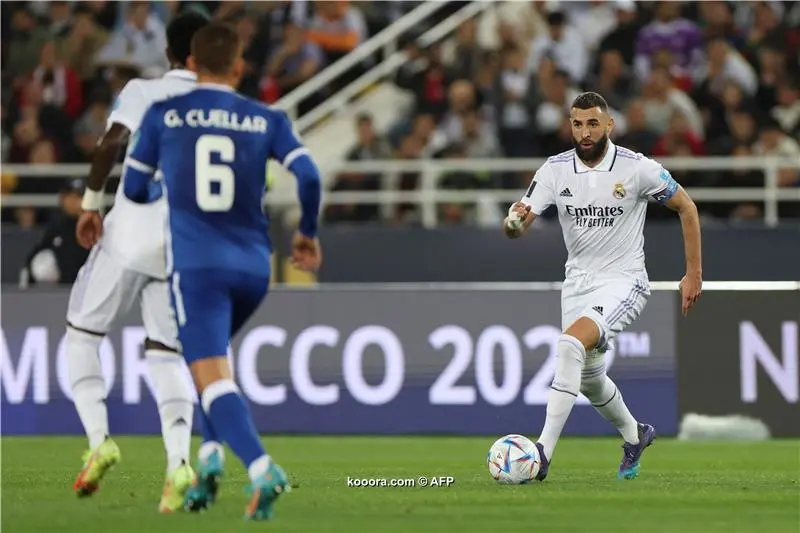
[
  {"x1": 581, "y1": 362, "x2": 639, "y2": 444},
  {"x1": 146, "y1": 349, "x2": 195, "y2": 474},
  {"x1": 198, "y1": 441, "x2": 226, "y2": 464},
  {"x1": 247, "y1": 454, "x2": 272, "y2": 482},
  {"x1": 66, "y1": 327, "x2": 109, "y2": 450},
  {"x1": 537, "y1": 334, "x2": 586, "y2": 460}
]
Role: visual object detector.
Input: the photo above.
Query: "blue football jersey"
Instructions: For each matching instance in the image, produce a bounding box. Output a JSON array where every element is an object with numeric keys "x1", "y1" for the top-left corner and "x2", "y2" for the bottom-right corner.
[{"x1": 122, "y1": 84, "x2": 318, "y2": 275}]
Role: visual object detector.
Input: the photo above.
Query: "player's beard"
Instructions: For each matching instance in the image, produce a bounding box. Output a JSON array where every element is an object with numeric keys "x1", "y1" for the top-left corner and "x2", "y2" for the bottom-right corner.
[{"x1": 573, "y1": 133, "x2": 609, "y2": 166}]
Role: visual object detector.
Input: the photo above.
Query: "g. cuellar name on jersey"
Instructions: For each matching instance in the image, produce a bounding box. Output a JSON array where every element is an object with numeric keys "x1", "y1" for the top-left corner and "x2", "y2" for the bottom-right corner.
[
  {"x1": 163, "y1": 108, "x2": 267, "y2": 133},
  {"x1": 565, "y1": 204, "x2": 624, "y2": 228}
]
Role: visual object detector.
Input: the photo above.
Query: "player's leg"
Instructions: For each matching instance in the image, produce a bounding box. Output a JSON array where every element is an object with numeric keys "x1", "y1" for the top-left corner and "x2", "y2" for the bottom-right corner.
[
  {"x1": 532, "y1": 278, "x2": 589, "y2": 479},
  {"x1": 139, "y1": 280, "x2": 196, "y2": 512},
  {"x1": 534, "y1": 317, "x2": 594, "y2": 480},
  {"x1": 65, "y1": 247, "x2": 141, "y2": 496},
  {"x1": 228, "y1": 273, "x2": 289, "y2": 520},
  {"x1": 577, "y1": 278, "x2": 656, "y2": 479},
  {"x1": 175, "y1": 270, "x2": 288, "y2": 519}
]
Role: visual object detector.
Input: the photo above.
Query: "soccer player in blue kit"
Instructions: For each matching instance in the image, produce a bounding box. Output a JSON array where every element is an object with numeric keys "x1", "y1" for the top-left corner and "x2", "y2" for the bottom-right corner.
[{"x1": 122, "y1": 23, "x2": 322, "y2": 520}]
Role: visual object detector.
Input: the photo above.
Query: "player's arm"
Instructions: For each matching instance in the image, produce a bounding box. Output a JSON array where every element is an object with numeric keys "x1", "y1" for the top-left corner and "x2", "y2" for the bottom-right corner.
[
  {"x1": 76, "y1": 82, "x2": 145, "y2": 249},
  {"x1": 269, "y1": 110, "x2": 322, "y2": 271},
  {"x1": 270, "y1": 111, "x2": 322, "y2": 237},
  {"x1": 122, "y1": 104, "x2": 162, "y2": 204},
  {"x1": 504, "y1": 165, "x2": 555, "y2": 239},
  {"x1": 640, "y1": 160, "x2": 702, "y2": 316},
  {"x1": 82, "y1": 82, "x2": 146, "y2": 208}
]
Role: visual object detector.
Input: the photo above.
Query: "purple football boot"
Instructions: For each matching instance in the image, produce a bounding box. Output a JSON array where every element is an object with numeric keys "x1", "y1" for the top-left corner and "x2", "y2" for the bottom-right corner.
[{"x1": 618, "y1": 423, "x2": 656, "y2": 480}]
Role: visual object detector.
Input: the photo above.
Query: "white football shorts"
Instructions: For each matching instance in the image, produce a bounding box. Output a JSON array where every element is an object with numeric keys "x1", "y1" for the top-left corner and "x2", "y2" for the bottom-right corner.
[
  {"x1": 66, "y1": 245, "x2": 177, "y2": 348},
  {"x1": 561, "y1": 274, "x2": 650, "y2": 361}
]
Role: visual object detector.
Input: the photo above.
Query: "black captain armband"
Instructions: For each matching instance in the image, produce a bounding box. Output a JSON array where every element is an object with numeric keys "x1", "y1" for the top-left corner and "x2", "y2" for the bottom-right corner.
[{"x1": 524, "y1": 180, "x2": 537, "y2": 198}]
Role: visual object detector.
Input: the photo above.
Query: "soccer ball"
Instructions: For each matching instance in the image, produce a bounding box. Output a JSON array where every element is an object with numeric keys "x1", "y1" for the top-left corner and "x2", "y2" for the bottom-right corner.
[{"x1": 486, "y1": 434, "x2": 540, "y2": 484}]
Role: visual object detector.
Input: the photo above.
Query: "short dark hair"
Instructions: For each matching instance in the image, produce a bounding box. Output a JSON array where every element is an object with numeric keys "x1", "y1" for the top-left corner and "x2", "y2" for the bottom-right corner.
[
  {"x1": 572, "y1": 92, "x2": 609, "y2": 112},
  {"x1": 190, "y1": 22, "x2": 242, "y2": 76},
  {"x1": 167, "y1": 12, "x2": 210, "y2": 66}
]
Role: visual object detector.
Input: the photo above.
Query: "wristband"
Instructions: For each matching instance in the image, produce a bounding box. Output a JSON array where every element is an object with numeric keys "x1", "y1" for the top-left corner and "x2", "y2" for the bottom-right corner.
[{"x1": 81, "y1": 188, "x2": 104, "y2": 211}]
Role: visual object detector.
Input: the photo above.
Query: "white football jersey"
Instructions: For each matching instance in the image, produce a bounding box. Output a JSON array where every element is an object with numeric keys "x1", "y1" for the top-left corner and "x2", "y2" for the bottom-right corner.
[
  {"x1": 521, "y1": 141, "x2": 679, "y2": 279},
  {"x1": 101, "y1": 69, "x2": 197, "y2": 278}
]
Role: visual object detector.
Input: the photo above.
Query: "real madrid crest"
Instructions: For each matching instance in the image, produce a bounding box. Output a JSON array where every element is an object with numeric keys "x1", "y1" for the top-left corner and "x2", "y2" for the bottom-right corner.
[{"x1": 612, "y1": 183, "x2": 626, "y2": 199}]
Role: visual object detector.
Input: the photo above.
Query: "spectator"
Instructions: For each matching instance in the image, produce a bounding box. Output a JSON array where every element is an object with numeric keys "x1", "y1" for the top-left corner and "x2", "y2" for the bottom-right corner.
[
  {"x1": 409, "y1": 113, "x2": 449, "y2": 158},
  {"x1": 224, "y1": 9, "x2": 272, "y2": 98},
  {"x1": 306, "y1": 1, "x2": 367, "y2": 65},
  {"x1": 9, "y1": 113, "x2": 43, "y2": 164},
  {"x1": 616, "y1": 99, "x2": 660, "y2": 155},
  {"x1": 752, "y1": 118, "x2": 800, "y2": 187},
  {"x1": 326, "y1": 114, "x2": 392, "y2": 224},
  {"x1": 535, "y1": 69, "x2": 580, "y2": 138},
  {"x1": 771, "y1": 79, "x2": 800, "y2": 137},
  {"x1": 438, "y1": 144, "x2": 483, "y2": 225},
  {"x1": 4, "y1": 6, "x2": 50, "y2": 96},
  {"x1": 697, "y1": 37, "x2": 758, "y2": 98},
  {"x1": 495, "y1": 45, "x2": 537, "y2": 158},
  {"x1": 58, "y1": 4, "x2": 110, "y2": 82},
  {"x1": 19, "y1": 40, "x2": 84, "y2": 120},
  {"x1": 584, "y1": 49, "x2": 637, "y2": 112},
  {"x1": 70, "y1": 95, "x2": 111, "y2": 162},
  {"x1": 698, "y1": 1, "x2": 745, "y2": 49},
  {"x1": 441, "y1": 19, "x2": 484, "y2": 81},
  {"x1": 526, "y1": 10, "x2": 589, "y2": 84},
  {"x1": 263, "y1": 22, "x2": 325, "y2": 104},
  {"x1": 634, "y1": 1, "x2": 705, "y2": 83},
  {"x1": 567, "y1": 0, "x2": 621, "y2": 54},
  {"x1": 707, "y1": 109, "x2": 758, "y2": 155},
  {"x1": 642, "y1": 67, "x2": 704, "y2": 138},
  {"x1": 393, "y1": 134, "x2": 424, "y2": 224},
  {"x1": 598, "y1": 1, "x2": 641, "y2": 67},
  {"x1": 740, "y1": 1, "x2": 789, "y2": 63},
  {"x1": 703, "y1": 80, "x2": 751, "y2": 141},
  {"x1": 754, "y1": 44, "x2": 788, "y2": 111},
  {"x1": 23, "y1": 179, "x2": 89, "y2": 285},
  {"x1": 476, "y1": 0, "x2": 547, "y2": 53},
  {"x1": 395, "y1": 41, "x2": 449, "y2": 120},
  {"x1": 436, "y1": 80, "x2": 479, "y2": 148},
  {"x1": 47, "y1": 1, "x2": 74, "y2": 39},
  {"x1": 652, "y1": 111, "x2": 706, "y2": 158},
  {"x1": 461, "y1": 108, "x2": 500, "y2": 159},
  {"x1": 95, "y1": 1, "x2": 169, "y2": 78}
]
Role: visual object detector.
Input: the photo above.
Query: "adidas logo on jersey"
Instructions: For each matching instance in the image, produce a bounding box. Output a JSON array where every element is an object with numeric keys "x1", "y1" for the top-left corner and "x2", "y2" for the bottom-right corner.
[
  {"x1": 560, "y1": 188, "x2": 573, "y2": 197},
  {"x1": 592, "y1": 306, "x2": 604, "y2": 315}
]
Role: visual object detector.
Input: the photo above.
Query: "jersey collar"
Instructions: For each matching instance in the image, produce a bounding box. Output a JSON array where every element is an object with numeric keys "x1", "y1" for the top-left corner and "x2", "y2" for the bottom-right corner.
[
  {"x1": 574, "y1": 140, "x2": 618, "y2": 174},
  {"x1": 164, "y1": 69, "x2": 196, "y2": 81},
  {"x1": 197, "y1": 82, "x2": 236, "y2": 92}
]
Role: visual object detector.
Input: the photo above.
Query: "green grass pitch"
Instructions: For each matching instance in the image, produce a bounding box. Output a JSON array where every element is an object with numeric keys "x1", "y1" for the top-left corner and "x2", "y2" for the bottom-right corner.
[{"x1": 2, "y1": 436, "x2": 798, "y2": 533}]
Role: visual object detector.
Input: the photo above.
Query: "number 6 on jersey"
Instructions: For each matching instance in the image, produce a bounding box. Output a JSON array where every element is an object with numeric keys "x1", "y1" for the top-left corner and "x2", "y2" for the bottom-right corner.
[{"x1": 195, "y1": 134, "x2": 235, "y2": 212}]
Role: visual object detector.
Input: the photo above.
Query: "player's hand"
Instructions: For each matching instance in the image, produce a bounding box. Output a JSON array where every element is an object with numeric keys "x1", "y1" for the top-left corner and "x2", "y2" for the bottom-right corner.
[
  {"x1": 291, "y1": 231, "x2": 322, "y2": 273},
  {"x1": 504, "y1": 202, "x2": 534, "y2": 235},
  {"x1": 76, "y1": 211, "x2": 103, "y2": 250},
  {"x1": 509, "y1": 202, "x2": 533, "y2": 222},
  {"x1": 679, "y1": 272, "x2": 702, "y2": 317}
]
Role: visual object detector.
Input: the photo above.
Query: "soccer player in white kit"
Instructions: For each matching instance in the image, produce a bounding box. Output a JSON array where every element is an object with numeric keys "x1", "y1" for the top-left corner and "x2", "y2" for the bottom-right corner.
[
  {"x1": 505, "y1": 92, "x2": 703, "y2": 480},
  {"x1": 66, "y1": 13, "x2": 218, "y2": 511}
]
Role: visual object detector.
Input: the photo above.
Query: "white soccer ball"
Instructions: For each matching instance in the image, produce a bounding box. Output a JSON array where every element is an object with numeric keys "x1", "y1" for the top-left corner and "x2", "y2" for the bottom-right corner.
[{"x1": 486, "y1": 434, "x2": 540, "y2": 484}]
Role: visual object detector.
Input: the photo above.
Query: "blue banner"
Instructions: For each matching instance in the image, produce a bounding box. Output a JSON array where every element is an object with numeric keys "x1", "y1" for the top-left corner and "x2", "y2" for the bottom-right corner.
[{"x1": 1, "y1": 288, "x2": 677, "y2": 435}]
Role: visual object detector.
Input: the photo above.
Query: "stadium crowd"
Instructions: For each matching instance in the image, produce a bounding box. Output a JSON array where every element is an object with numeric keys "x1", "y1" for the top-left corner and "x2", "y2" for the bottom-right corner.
[
  {"x1": 1, "y1": 0, "x2": 799, "y2": 232},
  {"x1": 328, "y1": 0, "x2": 800, "y2": 224},
  {"x1": 0, "y1": 0, "x2": 419, "y2": 225}
]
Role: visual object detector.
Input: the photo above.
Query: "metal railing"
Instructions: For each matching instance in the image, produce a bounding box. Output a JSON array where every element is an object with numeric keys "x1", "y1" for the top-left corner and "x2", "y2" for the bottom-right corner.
[
  {"x1": 275, "y1": 1, "x2": 492, "y2": 132},
  {"x1": 3, "y1": 156, "x2": 799, "y2": 227},
  {"x1": 274, "y1": 1, "x2": 449, "y2": 126}
]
